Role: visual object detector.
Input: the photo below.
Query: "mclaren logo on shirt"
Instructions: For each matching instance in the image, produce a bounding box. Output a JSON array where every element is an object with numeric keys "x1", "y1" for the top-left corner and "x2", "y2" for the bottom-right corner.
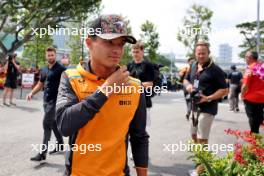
[{"x1": 119, "y1": 100, "x2": 131, "y2": 106}]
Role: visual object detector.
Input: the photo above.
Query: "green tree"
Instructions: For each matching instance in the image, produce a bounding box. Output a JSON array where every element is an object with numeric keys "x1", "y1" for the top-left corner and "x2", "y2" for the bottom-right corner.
[
  {"x1": 120, "y1": 45, "x2": 133, "y2": 65},
  {"x1": 177, "y1": 4, "x2": 213, "y2": 57},
  {"x1": 140, "y1": 20, "x2": 160, "y2": 62},
  {"x1": 236, "y1": 21, "x2": 264, "y2": 59},
  {"x1": 66, "y1": 6, "x2": 103, "y2": 65},
  {"x1": 22, "y1": 34, "x2": 53, "y2": 68},
  {"x1": 67, "y1": 31, "x2": 82, "y2": 65},
  {"x1": 120, "y1": 17, "x2": 134, "y2": 65},
  {"x1": 156, "y1": 54, "x2": 174, "y2": 68},
  {"x1": 0, "y1": 0, "x2": 102, "y2": 62}
]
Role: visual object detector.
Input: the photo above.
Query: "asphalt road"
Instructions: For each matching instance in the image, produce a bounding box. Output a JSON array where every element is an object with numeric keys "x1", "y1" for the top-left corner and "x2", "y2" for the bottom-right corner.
[{"x1": 0, "y1": 89, "x2": 261, "y2": 176}]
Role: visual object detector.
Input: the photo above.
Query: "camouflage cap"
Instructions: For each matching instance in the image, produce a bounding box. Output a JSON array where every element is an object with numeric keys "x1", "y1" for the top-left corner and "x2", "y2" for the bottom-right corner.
[{"x1": 89, "y1": 14, "x2": 137, "y2": 44}]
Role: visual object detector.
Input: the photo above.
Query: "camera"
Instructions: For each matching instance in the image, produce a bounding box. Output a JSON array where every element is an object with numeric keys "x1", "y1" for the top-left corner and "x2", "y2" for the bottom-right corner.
[
  {"x1": 185, "y1": 88, "x2": 202, "y2": 121},
  {"x1": 190, "y1": 89, "x2": 202, "y2": 104},
  {"x1": 186, "y1": 89, "x2": 202, "y2": 104},
  {"x1": 8, "y1": 55, "x2": 13, "y2": 61}
]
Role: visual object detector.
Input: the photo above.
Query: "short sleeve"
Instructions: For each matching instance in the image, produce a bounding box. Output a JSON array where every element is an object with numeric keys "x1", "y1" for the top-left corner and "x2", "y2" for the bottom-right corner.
[
  {"x1": 213, "y1": 66, "x2": 228, "y2": 89},
  {"x1": 40, "y1": 68, "x2": 46, "y2": 83}
]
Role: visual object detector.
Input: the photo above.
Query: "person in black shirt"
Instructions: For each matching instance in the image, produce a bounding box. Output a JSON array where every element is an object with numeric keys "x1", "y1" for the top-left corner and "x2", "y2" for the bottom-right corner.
[
  {"x1": 227, "y1": 65, "x2": 242, "y2": 112},
  {"x1": 183, "y1": 42, "x2": 228, "y2": 145},
  {"x1": 2, "y1": 53, "x2": 20, "y2": 106},
  {"x1": 26, "y1": 47, "x2": 66, "y2": 161},
  {"x1": 127, "y1": 41, "x2": 155, "y2": 127}
]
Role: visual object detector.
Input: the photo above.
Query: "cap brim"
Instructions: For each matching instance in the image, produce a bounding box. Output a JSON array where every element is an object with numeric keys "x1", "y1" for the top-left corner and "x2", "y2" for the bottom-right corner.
[{"x1": 97, "y1": 33, "x2": 137, "y2": 44}]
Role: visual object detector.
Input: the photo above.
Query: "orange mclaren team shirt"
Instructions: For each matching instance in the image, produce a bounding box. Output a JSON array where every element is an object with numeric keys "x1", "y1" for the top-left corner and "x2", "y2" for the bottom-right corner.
[{"x1": 56, "y1": 62, "x2": 149, "y2": 176}]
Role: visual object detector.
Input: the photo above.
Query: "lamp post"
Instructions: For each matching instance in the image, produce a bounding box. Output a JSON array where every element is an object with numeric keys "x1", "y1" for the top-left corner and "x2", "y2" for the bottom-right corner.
[{"x1": 256, "y1": 0, "x2": 260, "y2": 54}]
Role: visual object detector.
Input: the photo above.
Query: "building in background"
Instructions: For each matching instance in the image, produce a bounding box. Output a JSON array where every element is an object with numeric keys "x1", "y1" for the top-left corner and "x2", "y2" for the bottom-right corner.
[
  {"x1": 52, "y1": 34, "x2": 71, "y2": 61},
  {"x1": 218, "y1": 43, "x2": 233, "y2": 63}
]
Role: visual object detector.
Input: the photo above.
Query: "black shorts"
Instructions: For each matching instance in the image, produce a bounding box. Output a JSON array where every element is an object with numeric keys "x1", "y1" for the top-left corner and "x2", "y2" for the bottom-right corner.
[{"x1": 4, "y1": 78, "x2": 17, "y2": 89}]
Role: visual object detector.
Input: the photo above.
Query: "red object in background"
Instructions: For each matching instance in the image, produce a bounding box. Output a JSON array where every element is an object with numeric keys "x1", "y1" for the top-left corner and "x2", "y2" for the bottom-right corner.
[
  {"x1": 0, "y1": 76, "x2": 5, "y2": 89},
  {"x1": 0, "y1": 66, "x2": 5, "y2": 89}
]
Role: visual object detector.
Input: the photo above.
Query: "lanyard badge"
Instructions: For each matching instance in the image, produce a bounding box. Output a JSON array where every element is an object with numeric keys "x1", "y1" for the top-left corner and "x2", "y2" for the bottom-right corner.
[{"x1": 194, "y1": 79, "x2": 199, "y2": 89}]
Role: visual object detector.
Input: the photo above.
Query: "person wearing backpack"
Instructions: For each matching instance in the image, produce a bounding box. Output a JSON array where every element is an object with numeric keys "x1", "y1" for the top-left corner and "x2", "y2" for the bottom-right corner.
[
  {"x1": 179, "y1": 57, "x2": 195, "y2": 119},
  {"x1": 183, "y1": 42, "x2": 228, "y2": 144},
  {"x1": 184, "y1": 42, "x2": 228, "y2": 176}
]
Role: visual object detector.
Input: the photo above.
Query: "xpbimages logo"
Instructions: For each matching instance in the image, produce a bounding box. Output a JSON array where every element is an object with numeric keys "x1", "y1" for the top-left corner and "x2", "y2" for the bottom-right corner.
[
  {"x1": 31, "y1": 141, "x2": 102, "y2": 155},
  {"x1": 31, "y1": 25, "x2": 102, "y2": 38},
  {"x1": 163, "y1": 141, "x2": 234, "y2": 155}
]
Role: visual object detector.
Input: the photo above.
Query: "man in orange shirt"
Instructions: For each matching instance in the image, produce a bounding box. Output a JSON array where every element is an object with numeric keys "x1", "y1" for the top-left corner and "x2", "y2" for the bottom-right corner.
[
  {"x1": 56, "y1": 14, "x2": 149, "y2": 176},
  {"x1": 241, "y1": 51, "x2": 264, "y2": 133}
]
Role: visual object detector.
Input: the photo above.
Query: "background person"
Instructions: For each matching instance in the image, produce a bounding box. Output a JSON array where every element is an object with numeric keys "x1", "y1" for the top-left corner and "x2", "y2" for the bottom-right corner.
[
  {"x1": 241, "y1": 51, "x2": 264, "y2": 134},
  {"x1": 183, "y1": 42, "x2": 228, "y2": 145},
  {"x1": 2, "y1": 53, "x2": 20, "y2": 106},
  {"x1": 127, "y1": 41, "x2": 155, "y2": 127},
  {"x1": 26, "y1": 47, "x2": 65, "y2": 161},
  {"x1": 179, "y1": 57, "x2": 195, "y2": 119},
  {"x1": 227, "y1": 65, "x2": 243, "y2": 112}
]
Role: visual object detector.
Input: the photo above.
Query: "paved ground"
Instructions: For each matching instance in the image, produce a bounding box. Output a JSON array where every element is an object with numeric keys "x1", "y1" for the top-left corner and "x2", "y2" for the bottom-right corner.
[{"x1": 0, "y1": 88, "x2": 262, "y2": 176}]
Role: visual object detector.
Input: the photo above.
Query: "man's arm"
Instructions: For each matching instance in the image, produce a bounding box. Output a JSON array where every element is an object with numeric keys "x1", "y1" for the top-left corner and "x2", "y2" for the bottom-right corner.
[
  {"x1": 4, "y1": 61, "x2": 8, "y2": 72},
  {"x1": 201, "y1": 88, "x2": 228, "y2": 103},
  {"x1": 31, "y1": 81, "x2": 44, "y2": 95},
  {"x1": 27, "y1": 68, "x2": 46, "y2": 100},
  {"x1": 200, "y1": 66, "x2": 228, "y2": 103},
  {"x1": 241, "y1": 74, "x2": 249, "y2": 98},
  {"x1": 12, "y1": 61, "x2": 20, "y2": 72},
  {"x1": 56, "y1": 72, "x2": 108, "y2": 137},
  {"x1": 56, "y1": 65, "x2": 131, "y2": 136},
  {"x1": 240, "y1": 67, "x2": 253, "y2": 99},
  {"x1": 26, "y1": 81, "x2": 44, "y2": 100},
  {"x1": 129, "y1": 92, "x2": 149, "y2": 176},
  {"x1": 183, "y1": 77, "x2": 193, "y2": 93},
  {"x1": 241, "y1": 84, "x2": 248, "y2": 98}
]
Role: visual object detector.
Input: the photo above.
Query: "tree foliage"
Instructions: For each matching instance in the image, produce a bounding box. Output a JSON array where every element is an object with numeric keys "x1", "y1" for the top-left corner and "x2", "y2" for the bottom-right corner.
[
  {"x1": 22, "y1": 34, "x2": 53, "y2": 68},
  {"x1": 140, "y1": 20, "x2": 160, "y2": 62},
  {"x1": 177, "y1": 4, "x2": 213, "y2": 57},
  {"x1": 0, "y1": 0, "x2": 102, "y2": 62},
  {"x1": 236, "y1": 21, "x2": 264, "y2": 59}
]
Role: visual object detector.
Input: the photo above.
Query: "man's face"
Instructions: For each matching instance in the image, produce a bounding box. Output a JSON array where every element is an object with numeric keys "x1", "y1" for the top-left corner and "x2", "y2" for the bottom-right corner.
[
  {"x1": 245, "y1": 51, "x2": 252, "y2": 65},
  {"x1": 195, "y1": 46, "x2": 209, "y2": 64},
  {"x1": 46, "y1": 51, "x2": 56, "y2": 65},
  {"x1": 86, "y1": 37, "x2": 126, "y2": 68},
  {"x1": 132, "y1": 48, "x2": 144, "y2": 62}
]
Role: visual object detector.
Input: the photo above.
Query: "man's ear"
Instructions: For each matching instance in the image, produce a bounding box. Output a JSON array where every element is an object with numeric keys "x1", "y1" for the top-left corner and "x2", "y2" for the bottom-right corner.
[{"x1": 86, "y1": 37, "x2": 92, "y2": 48}]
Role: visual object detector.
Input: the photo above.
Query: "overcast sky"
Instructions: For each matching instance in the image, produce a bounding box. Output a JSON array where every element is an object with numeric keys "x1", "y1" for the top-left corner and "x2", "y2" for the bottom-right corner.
[{"x1": 101, "y1": 0, "x2": 263, "y2": 61}]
